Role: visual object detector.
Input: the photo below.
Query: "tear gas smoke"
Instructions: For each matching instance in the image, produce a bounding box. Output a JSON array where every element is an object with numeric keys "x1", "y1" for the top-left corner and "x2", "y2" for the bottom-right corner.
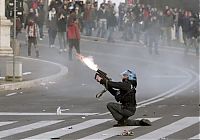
[{"x1": 76, "y1": 54, "x2": 98, "y2": 71}]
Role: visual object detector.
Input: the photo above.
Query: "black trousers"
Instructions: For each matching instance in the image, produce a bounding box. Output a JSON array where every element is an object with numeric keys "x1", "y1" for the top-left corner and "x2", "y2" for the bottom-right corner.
[
  {"x1": 68, "y1": 39, "x2": 80, "y2": 60},
  {"x1": 28, "y1": 37, "x2": 39, "y2": 57},
  {"x1": 107, "y1": 102, "x2": 136, "y2": 122},
  {"x1": 48, "y1": 29, "x2": 57, "y2": 46}
]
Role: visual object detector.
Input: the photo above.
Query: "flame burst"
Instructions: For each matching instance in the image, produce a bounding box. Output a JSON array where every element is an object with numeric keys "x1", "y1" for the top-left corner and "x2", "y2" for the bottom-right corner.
[{"x1": 76, "y1": 53, "x2": 98, "y2": 71}]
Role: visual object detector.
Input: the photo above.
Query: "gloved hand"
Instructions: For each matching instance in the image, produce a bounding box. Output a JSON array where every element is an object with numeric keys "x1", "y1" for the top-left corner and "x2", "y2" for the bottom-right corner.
[{"x1": 95, "y1": 74, "x2": 102, "y2": 82}]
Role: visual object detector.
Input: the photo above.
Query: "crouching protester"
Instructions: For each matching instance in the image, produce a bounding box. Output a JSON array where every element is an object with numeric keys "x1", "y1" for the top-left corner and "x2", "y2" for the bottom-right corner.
[{"x1": 96, "y1": 69, "x2": 142, "y2": 127}]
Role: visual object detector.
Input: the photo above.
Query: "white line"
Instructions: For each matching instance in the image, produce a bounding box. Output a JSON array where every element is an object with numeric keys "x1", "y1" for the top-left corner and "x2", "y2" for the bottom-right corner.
[
  {"x1": 0, "y1": 121, "x2": 17, "y2": 127},
  {"x1": 6, "y1": 92, "x2": 18, "y2": 96},
  {"x1": 23, "y1": 119, "x2": 112, "y2": 139},
  {"x1": 22, "y1": 72, "x2": 32, "y2": 75},
  {"x1": 134, "y1": 117, "x2": 200, "y2": 140},
  {"x1": 152, "y1": 75, "x2": 189, "y2": 78},
  {"x1": 137, "y1": 68, "x2": 198, "y2": 107},
  {"x1": 0, "y1": 56, "x2": 68, "y2": 91},
  {"x1": 0, "y1": 120, "x2": 63, "y2": 138},
  {"x1": 0, "y1": 112, "x2": 98, "y2": 116},
  {"x1": 189, "y1": 133, "x2": 200, "y2": 139},
  {"x1": 78, "y1": 118, "x2": 161, "y2": 140},
  {"x1": 0, "y1": 77, "x2": 5, "y2": 80}
]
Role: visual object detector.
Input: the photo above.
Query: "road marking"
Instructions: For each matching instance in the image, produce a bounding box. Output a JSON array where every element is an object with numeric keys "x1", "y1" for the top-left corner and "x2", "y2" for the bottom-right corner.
[
  {"x1": 189, "y1": 133, "x2": 200, "y2": 139},
  {"x1": 0, "y1": 77, "x2": 5, "y2": 80},
  {"x1": 78, "y1": 118, "x2": 161, "y2": 140},
  {"x1": 23, "y1": 119, "x2": 112, "y2": 139},
  {"x1": 0, "y1": 112, "x2": 98, "y2": 116},
  {"x1": 134, "y1": 117, "x2": 200, "y2": 139},
  {"x1": 22, "y1": 72, "x2": 32, "y2": 75},
  {"x1": 0, "y1": 56, "x2": 69, "y2": 91},
  {"x1": 152, "y1": 75, "x2": 189, "y2": 78},
  {"x1": 0, "y1": 120, "x2": 63, "y2": 138},
  {"x1": 0, "y1": 121, "x2": 17, "y2": 127}
]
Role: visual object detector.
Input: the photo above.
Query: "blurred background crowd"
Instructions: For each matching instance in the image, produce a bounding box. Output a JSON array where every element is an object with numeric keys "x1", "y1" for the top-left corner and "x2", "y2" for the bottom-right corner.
[{"x1": 5, "y1": 0, "x2": 200, "y2": 56}]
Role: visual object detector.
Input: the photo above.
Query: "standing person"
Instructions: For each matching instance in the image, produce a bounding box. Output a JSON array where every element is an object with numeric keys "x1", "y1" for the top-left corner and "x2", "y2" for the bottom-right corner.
[
  {"x1": 24, "y1": 8, "x2": 37, "y2": 29},
  {"x1": 163, "y1": 10, "x2": 173, "y2": 46},
  {"x1": 23, "y1": 0, "x2": 29, "y2": 27},
  {"x1": 107, "y1": 4, "x2": 117, "y2": 42},
  {"x1": 182, "y1": 11, "x2": 192, "y2": 47},
  {"x1": 184, "y1": 18, "x2": 199, "y2": 56},
  {"x1": 67, "y1": 13, "x2": 81, "y2": 60},
  {"x1": 83, "y1": 2, "x2": 93, "y2": 36},
  {"x1": 95, "y1": 70, "x2": 137, "y2": 127},
  {"x1": 26, "y1": 18, "x2": 39, "y2": 57},
  {"x1": 148, "y1": 16, "x2": 160, "y2": 55},
  {"x1": 47, "y1": 7, "x2": 57, "y2": 48},
  {"x1": 57, "y1": 9, "x2": 67, "y2": 53},
  {"x1": 37, "y1": 4, "x2": 45, "y2": 40},
  {"x1": 96, "y1": 4, "x2": 108, "y2": 38}
]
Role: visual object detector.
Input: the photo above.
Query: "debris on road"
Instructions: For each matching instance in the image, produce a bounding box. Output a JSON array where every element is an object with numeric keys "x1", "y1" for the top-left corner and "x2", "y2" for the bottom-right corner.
[
  {"x1": 173, "y1": 114, "x2": 180, "y2": 117},
  {"x1": 68, "y1": 127, "x2": 72, "y2": 129},
  {"x1": 49, "y1": 81, "x2": 56, "y2": 84},
  {"x1": 117, "y1": 130, "x2": 134, "y2": 136},
  {"x1": 102, "y1": 134, "x2": 108, "y2": 136},
  {"x1": 56, "y1": 106, "x2": 61, "y2": 115},
  {"x1": 40, "y1": 82, "x2": 46, "y2": 86},
  {"x1": 81, "y1": 83, "x2": 87, "y2": 86}
]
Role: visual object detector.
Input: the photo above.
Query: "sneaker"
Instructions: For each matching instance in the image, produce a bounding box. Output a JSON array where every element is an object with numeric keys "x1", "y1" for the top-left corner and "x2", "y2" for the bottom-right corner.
[
  {"x1": 64, "y1": 48, "x2": 67, "y2": 52},
  {"x1": 139, "y1": 119, "x2": 151, "y2": 126},
  {"x1": 50, "y1": 45, "x2": 55, "y2": 48},
  {"x1": 39, "y1": 38, "x2": 43, "y2": 41}
]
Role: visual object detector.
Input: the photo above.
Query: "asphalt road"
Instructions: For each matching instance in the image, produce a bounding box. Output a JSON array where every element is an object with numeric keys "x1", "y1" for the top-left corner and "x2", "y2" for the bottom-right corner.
[{"x1": 0, "y1": 33, "x2": 199, "y2": 139}]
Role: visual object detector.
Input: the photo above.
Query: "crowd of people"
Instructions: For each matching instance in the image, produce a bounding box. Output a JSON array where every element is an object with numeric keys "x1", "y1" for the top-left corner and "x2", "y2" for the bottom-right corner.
[
  {"x1": 117, "y1": 3, "x2": 200, "y2": 55},
  {"x1": 13, "y1": 0, "x2": 199, "y2": 57}
]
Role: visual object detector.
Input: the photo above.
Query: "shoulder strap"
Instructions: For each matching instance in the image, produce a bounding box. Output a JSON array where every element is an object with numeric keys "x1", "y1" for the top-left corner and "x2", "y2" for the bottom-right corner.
[{"x1": 121, "y1": 85, "x2": 135, "y2": 99}]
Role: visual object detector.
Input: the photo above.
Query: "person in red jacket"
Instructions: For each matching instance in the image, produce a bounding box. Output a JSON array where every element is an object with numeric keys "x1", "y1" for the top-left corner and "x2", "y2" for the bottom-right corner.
[{"x1": 67, "y1": 12, "x2": 81, "y2": 60}]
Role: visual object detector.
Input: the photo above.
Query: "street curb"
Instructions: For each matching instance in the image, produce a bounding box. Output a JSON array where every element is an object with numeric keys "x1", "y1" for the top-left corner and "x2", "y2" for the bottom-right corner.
[
  {"x1": 0, "y1": 56, "x2": 68, "y2": 91},
  {"x1": 23, "y1": 30, "x2": 192, "y2": 53},
  {"x1": 81, "y1": 35, "x2": 199, "y2": 55}
]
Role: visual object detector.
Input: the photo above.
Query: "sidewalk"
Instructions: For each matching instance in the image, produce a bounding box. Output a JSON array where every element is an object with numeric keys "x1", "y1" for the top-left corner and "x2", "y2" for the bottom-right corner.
[{"x1": 0, "y1": 56, "x2": 68, "y2": 91}]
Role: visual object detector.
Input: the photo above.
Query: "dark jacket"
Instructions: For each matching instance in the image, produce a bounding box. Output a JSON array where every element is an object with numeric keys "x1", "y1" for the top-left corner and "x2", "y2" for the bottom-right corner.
[
  {"x1": 148, "y1": 19, "x2": 160, "y2": 38},
  {"x1": 97, "y1": 8, "x2": 108, "y2": 20},
  {"x1": 107, "y1": 10, "x2": 117, "y2": 28},
  {"x1": 100, "y1": 79, "x2": 137, "y2": 107},
  {"x1": 57, "y1": 13, "x2": 67, "y2": 32},
  {"x1": 188, "y1": 20, "x2": 199, "y2": 39},
  {"x1": 47, "y1": 10, "x2": 57, "y2": 31}
]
